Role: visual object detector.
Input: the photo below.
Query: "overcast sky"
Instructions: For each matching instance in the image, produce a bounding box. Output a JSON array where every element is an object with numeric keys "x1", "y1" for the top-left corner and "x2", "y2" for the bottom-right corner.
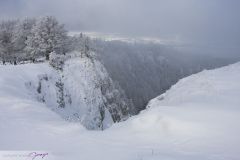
[{"x1": 0, "y1": 0, "x2": 240, "y2": 56}]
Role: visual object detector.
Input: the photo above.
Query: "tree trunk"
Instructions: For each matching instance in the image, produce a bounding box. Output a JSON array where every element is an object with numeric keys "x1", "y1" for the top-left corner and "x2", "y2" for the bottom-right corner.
[{"x1": 46, "y1": 53, "x2": 50, "y2": 61}]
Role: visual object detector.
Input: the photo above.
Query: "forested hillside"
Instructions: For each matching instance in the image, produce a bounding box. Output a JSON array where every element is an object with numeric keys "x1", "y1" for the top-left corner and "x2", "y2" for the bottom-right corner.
[{"x1": 94, "y1": 40, "x2": 237, "y2": 112}]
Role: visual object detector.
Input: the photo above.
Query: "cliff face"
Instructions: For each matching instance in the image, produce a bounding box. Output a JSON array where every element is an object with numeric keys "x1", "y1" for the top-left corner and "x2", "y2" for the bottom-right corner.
[{"x1": 26, "y1": 52, "x2": 133, "y2": 130}]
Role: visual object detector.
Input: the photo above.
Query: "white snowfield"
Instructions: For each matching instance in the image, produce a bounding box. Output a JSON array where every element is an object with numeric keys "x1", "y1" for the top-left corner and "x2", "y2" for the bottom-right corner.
[{"x1": 0, "y1": 61, "x2": 240, "y2": 160}]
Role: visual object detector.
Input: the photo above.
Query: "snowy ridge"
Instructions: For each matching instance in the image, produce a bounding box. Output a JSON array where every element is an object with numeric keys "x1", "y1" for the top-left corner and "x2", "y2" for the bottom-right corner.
[
  {"x1": 149, "y1": 62, "x2": 240, "y2": 107},
  {"x1": 1, "y1": 62, "x2": 240, "y2": 159},
  {"x1": 107, "y1": 62, "x2": 240, "y2": 159},
  {"x1": 115, "y1": 62, "x2": 240, "y2": 159}
]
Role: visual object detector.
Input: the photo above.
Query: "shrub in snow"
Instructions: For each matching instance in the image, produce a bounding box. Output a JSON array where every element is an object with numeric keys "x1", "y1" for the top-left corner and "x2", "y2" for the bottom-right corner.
[{"x1": 49, "y1": 52, "x2": 66, "y2": 70}]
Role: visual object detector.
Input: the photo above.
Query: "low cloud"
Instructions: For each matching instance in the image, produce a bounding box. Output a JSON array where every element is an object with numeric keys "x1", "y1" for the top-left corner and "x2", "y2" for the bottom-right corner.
[{"x1": 1, "y1": 0, "x2": 240, "y2": 56}]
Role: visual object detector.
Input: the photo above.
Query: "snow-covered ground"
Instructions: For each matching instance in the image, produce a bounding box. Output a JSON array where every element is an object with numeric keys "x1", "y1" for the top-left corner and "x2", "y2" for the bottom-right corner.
[{"x1": 0, "y1": 62, "x2": 240, "y2": 160}]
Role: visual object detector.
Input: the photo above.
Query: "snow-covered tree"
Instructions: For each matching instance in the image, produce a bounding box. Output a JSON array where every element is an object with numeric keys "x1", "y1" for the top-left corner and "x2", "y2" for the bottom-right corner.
[
  {"x1": 67, "y1": 33, "x2": 95, "y2": 59},
  {"x1": 12, "y1": 18, "x2": 35, "y2": 58},
  {"x1": 25, "y1": 16, "x2": 67, "y2": 60},
  {"x1": 0, "y1": 20, "x2": 17, "y2": 63}
]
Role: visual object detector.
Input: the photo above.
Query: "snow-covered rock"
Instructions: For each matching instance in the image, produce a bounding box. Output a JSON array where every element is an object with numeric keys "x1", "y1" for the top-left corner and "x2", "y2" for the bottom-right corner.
[
  {"x1": 3, "y1": 52, "x2": 133, "y2": 130},
  {"x1": 58, "y1": 53, "x2": 132, "y2": 129}
]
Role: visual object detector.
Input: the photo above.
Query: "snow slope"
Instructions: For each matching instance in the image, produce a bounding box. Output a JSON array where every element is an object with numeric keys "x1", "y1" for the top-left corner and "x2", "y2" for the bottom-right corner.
[{"x1": 0, "y1": 62, "x2": 240, "y2": 160}]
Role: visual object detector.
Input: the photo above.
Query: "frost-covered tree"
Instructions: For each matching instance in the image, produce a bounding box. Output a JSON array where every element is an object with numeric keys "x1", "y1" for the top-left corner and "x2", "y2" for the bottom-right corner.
[
  {"x1": 0, "y1": 20, "x2": 17, "y2": 63},
  {"x1": 25, "y1": 16, "x2": 67, "y2": 60},
  {"x1": 66, "y1": 33, "x2": 95, "y2": 60},
  {"x1": 12, "y1": 18, "x2": 35, "y2": 59}
]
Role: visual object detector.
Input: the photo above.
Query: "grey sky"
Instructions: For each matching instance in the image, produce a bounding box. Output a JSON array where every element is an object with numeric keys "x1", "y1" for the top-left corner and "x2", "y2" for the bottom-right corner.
[{"x1": 0, "y1": 0, "x2": 240, "y2": 56}]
